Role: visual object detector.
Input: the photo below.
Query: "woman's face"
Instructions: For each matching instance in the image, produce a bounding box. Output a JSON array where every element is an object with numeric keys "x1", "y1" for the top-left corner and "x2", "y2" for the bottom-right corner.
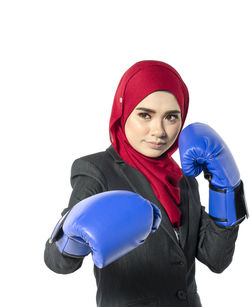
[{"x1": 124, "y1": 91, "x2": 182, "y2": 158}]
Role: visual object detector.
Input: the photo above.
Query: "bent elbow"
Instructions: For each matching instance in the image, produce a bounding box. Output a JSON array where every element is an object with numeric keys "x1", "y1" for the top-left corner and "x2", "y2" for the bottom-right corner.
[{"x1": 208, "y1": 258, "x2": 233, "y2": 274}]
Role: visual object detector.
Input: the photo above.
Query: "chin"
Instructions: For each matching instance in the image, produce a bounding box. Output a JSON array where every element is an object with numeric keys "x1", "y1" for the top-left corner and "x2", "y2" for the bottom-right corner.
[
  {"x1": 135, "y1": 144, "x2": 168, "y2": 158},
  {"x1": 142, "y1": 149, "x2": 165, "y2": 158}
]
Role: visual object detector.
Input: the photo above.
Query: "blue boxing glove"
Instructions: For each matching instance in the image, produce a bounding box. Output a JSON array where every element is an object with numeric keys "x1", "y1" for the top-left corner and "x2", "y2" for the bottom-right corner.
[
  {"x1": 49, "y1": 190, "x2": 161, "y2": 268},
  {"x1": 179, "y1": 122, "x2": 248, "y2": 227}
]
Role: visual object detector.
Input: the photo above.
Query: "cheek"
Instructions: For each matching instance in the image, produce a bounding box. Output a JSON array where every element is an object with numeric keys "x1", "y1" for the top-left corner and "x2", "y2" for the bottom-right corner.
[
  {"x1": 168, "y1": 122, "x2": 182, "y2": 140},
  {"x1": 125, "y1": 117, "x2": 147, "y2": 137}
]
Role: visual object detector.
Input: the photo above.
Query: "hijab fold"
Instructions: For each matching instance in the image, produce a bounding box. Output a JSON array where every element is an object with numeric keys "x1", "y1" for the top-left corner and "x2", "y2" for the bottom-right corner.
[{"x1": 109, "y1": 60, "x2": 189, "y2": 227}]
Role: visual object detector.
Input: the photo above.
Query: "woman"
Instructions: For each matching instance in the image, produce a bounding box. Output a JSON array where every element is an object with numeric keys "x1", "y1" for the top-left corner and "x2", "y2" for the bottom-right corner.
[{"x1": 44, "y1": 60, "x2": 247, "y2": 307}]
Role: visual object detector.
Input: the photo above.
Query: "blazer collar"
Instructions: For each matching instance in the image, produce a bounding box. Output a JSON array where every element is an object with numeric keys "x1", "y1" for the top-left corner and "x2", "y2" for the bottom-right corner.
[{"x1": 106, "y1": 144, "x2": 189, "y2": 250}]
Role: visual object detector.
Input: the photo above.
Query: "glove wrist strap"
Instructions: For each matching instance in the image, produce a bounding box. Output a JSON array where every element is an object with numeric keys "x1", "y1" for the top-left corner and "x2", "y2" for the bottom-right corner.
[
  {"x1": 55, "y1": 233, "x2": 91, "y2": 258},
  {"x1": 49, "y1": 211, "x2": 91, "y2": 258},
  {"x1": 209, "y1": 180, "x2": 248, "y2": 226}
]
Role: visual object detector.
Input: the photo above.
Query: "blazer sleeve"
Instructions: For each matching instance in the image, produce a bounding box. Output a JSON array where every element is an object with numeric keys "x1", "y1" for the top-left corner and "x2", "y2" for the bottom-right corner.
[
  {"x1": 193, "y1": 179, "x2": 240, "y2": 273},
  {"x1": 44, "y1": 158, "x2": 108, "y2": 274}
]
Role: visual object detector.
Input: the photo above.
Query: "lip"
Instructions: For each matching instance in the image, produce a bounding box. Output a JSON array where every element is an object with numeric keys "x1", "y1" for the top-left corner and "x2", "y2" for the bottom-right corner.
[{"x1": 146, "y1": 141, "x2": 167, "y2": 149}]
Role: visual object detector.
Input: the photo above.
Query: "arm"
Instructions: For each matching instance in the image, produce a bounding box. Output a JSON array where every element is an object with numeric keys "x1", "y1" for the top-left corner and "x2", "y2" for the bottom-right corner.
[
  {"x1": 196, "y1": 205, "x2": 239, "y2": 273},
  {"x1": 187, "y1": 176, "x2": 239, "y2": 273},
  {"x1": 45, "y1": 159, "x2": 162, "y2": 270},
  {"x1": 179, "y1": 122, "x2": 248, "y2": 227},
  {"x1": 44, "y1": 159, "x2": 106, "y2": 274},
  {"x1": 178, "y1": 123, "x2": 247, "y2": 272}
]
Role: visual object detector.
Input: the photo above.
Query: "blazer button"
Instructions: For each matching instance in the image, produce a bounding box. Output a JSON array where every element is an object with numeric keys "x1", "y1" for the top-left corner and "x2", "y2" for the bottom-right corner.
[
  {"x1": 176, "y1": 290, "x2": 187, "y2": 300},
  {"x1": 178, "y1": 261, "x2": 184, "y2": 266}
]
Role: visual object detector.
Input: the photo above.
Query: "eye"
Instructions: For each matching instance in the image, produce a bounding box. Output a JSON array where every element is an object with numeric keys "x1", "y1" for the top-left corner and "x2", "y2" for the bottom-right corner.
[
  {"x1": 166, "y1": 114, "x2": 179, "y2": 121},
  {"x1": 138, "y1": 112, "x2": 151, "y2": 119}
]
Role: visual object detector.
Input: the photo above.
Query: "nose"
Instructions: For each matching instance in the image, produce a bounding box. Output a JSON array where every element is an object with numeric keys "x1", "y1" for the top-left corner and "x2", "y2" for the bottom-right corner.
[{"x1": 150, "y1": 120, "x2": 167, "y2": 138}]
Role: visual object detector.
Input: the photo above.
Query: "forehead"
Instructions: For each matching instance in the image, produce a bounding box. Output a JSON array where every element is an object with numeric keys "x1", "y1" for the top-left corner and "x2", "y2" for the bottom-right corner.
[{"x1": 136, "y1": 91, "x2": 180, "y2": 111}]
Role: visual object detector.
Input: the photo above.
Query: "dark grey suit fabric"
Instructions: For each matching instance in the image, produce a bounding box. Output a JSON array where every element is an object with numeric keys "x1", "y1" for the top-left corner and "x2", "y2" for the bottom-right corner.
[{"x1": 44, "y1": 145, "x2": 240, "y2": 307}]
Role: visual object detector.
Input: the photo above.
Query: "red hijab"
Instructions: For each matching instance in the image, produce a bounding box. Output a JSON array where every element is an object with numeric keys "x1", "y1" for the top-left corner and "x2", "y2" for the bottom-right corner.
[{"x1": 109, "y1": 60, "x2": 189, "y2": 227}]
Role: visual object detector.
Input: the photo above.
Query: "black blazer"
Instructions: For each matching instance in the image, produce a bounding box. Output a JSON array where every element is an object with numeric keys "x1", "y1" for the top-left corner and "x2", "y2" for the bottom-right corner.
[{"x1": 44, "y1": 145, "x2": 240, "y2": 307}]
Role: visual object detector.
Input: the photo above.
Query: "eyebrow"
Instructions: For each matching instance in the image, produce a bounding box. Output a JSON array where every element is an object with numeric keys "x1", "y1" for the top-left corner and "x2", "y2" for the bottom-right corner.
[{"x1": 135, "y1": 107, "x2": 181, "y2": 115}]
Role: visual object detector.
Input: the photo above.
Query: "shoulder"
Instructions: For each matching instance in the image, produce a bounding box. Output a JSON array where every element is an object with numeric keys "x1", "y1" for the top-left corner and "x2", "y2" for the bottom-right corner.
[
  {"x1": 178, "y1": 171, "x2": 198, "y2": 189},
  {"x1": 72, "y1": 150, "x2": 107, "y2": 172},
  {"x1": 179, "y1": 172, "x2": 201, "y2": 203},
  {"x1": 72, "y1": 146, "x2": 115, "y2": 171},
  {"x1": 70, "y1": 146, "x2": 115, "y2": 189}
]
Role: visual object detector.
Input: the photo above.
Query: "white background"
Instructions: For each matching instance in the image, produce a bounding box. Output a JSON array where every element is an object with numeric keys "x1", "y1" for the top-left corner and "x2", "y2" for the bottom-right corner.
[{"x1": 1, "y1": 0, "x2": 250, "y2": 306}]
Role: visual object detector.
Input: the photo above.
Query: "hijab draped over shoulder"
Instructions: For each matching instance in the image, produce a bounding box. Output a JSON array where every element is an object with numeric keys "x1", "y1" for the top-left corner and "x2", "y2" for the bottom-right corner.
[{"x1": 109, "y1": 60, "x2": 189, "y2": 227}]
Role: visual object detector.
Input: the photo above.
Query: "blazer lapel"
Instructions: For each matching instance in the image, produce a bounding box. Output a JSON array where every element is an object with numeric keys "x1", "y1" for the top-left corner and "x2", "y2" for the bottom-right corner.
[
  {"x1": 106, "y1": 145, "x2": 186, "y2": 249},
  {"x1": 177, "y1": 175, "x2": 189, "y2": 249}
]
